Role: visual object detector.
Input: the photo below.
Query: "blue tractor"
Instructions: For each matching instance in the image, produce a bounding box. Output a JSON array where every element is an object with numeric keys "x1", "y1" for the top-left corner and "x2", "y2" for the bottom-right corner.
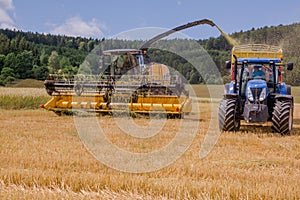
[{"x1": 219, "y1": 44, "x2": 294, "y2": 134}]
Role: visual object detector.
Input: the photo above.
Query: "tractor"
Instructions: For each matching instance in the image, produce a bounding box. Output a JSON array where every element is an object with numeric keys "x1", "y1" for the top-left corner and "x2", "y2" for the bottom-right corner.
[{"x1": 219, "y1": 44, "x2": 294, "y2": 134}]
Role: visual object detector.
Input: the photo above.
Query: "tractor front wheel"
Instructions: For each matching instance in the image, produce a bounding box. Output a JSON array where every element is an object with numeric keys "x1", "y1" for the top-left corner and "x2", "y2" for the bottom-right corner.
[
  {"x1": 218, "y1": 98, "x2": 240, "y2": 131},
  {"x1": 272, "y1": 99, "x2": 293, "y2": 135}
]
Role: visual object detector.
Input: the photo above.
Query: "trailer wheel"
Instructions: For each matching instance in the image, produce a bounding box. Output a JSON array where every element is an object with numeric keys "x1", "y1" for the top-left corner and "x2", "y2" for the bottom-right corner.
[
  {"x1": 272, "y1": 99, "x2": 293, "y2": 135},
  {"x1": 218, "y1": 98, "x2": 240, "y2": 131}
]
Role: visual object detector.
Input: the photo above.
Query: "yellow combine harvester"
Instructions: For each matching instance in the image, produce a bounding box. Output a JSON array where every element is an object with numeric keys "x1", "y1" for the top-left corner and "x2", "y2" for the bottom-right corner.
[
  {"x1": 42, "y1": 19, "x2": 218, "y2": 117},
  {"x1": 43, "y1": 49, "x2": 191, "y2": 117}
]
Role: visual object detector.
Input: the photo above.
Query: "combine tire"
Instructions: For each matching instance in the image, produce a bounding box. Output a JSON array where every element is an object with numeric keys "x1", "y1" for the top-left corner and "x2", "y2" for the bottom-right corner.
[
  {"x1": 272, "y1": 99, "x2": 293, "y2": 135},
  {"x1": 218, "y1": 98, "x2": 240, "y2": 131}
]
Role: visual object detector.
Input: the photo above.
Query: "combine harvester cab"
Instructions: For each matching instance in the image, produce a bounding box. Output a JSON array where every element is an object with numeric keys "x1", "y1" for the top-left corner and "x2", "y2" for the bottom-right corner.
[
  {"x1": 219, "y1": 44, "x2": 294, "y2": 134},
  {"x1": 43, "y1": 49, "x2": 192, "y2": 117}
]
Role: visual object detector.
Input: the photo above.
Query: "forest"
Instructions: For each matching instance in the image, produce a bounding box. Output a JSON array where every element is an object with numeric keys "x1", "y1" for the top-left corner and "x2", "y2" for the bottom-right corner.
[{"x1": 0, "y1": 22, "x2": 300, "y2": 85}]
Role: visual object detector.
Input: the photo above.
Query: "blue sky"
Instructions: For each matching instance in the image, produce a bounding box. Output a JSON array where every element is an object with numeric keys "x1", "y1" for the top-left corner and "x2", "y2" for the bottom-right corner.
[{"x1": 1, "y1": 0, "x2": 300, "y2": 40}]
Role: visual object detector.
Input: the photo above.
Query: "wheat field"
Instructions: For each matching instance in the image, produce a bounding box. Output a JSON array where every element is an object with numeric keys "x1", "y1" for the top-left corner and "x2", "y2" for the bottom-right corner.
[{"x1": 0, "y1": 87, "x2": 300, "y2": 199}]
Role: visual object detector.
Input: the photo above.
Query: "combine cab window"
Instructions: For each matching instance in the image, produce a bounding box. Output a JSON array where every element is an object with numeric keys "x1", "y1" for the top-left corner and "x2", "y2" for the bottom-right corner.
[{"x1": 108, "y1": 54, "x2": 138, "y2": 75}]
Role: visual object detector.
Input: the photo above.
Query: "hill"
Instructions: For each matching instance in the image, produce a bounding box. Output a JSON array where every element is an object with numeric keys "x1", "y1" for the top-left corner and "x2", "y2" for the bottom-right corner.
[{"x1": 0, "y1": 22, "x2": 299, "y2": 85}]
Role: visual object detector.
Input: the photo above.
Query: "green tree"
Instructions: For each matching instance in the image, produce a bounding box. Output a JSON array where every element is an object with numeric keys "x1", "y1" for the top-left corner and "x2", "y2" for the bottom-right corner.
[
  {"x1": 87, "y1": 40, "x2": 95, "y2": 52},
  {"x1": 48, "y1": 51, "x2": 60, "y2": 73},
  {"x1": 0, "y1": 54, "x2": 5, "y2": 73},
  {"x1": 0, "y1": 34, "x2": 9, "y2": 54},
  {"x1": 15, "y1": 51, "x2": 34, "y2": 79},
  {"x1": 32, "y1": 65, "x2": 49, "y2": 80},
  {"x1": 189, "y1": 71, "x2": 200, "y2": 84},
  {"x1": 39, "y1": 48, "x2": 49, "y2": 66},
  {"x1": 18, "y1": 37, "x2": 29, "y2": 51},
  {"x1": 78, "y1": 41, "x2": 86, "y2": 51},
  {"x1": 59, "y1": 56, "x2": 77, "y2": 75},
  {"x1": 61, "y1": 65, "x2": 78, "y2": 75},
  {"x1": 0, "y1": 67, "x2": 15, "y2": 85},
  {"x1": 3, "y1": 53, "x2": 17, "y2": 74},
  {"x1": 59, "y1": 56, "x2": 71, "y2": 69}
]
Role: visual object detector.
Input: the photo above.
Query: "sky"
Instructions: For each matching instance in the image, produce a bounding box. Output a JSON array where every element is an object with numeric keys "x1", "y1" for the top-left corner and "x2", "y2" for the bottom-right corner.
[{"x1": 0, "y1": 0, "x2": 300, "y2": 40}]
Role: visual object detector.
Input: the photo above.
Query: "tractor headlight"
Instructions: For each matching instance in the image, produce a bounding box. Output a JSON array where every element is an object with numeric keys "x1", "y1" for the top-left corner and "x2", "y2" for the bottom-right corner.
[
  {"x1": 259, "y1": 88, "x2": 267, "y2": 101},
  {"x1": 247, "y1": 87, "x2": 254, "y2": 101}
]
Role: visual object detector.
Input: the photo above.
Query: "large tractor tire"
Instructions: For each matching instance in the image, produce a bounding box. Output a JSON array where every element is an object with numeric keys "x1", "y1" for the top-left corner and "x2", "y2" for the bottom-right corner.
[
  {"x1": 218, "y1": 98, "x2": 240, "y2": 131},
  {"x1": 272, "y1": 99, "x2": 293, "y2": 135}
]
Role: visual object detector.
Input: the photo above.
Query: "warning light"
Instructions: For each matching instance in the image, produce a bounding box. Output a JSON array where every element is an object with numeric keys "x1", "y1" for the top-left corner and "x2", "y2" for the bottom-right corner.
[{"x1": 280, "y1": 55, "x2": 284, "y2": 60}]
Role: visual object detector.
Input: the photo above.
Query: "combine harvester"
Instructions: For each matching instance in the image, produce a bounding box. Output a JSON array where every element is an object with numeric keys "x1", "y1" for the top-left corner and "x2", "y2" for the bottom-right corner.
[
  {"x1": 43, "y1": 49, "x2": 191, "y2": 117},
  {"x1": 219, "y1": 44, "x2": 294, "y2": 134},
  {"x1": 42, "y1": 19, "x2": 217, "y2": 117}
]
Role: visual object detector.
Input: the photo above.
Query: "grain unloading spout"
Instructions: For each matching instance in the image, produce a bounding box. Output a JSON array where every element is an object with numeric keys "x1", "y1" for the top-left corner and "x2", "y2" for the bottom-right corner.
[
  {"x1": 140, "y1": 19, "x2": 216, "y2": 51},
  {"x1": 140, "y1": 19, "x2": 239, "y2": 51}
]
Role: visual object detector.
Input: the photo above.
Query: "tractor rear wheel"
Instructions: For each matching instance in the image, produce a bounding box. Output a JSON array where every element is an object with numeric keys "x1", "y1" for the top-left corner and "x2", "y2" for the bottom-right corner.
[
  {"x1": 218, "y1": 98, "x2": 240, "y2": 131},
  {"x1": 272, "y1": 99, "x2": 293, "y2": 135}
]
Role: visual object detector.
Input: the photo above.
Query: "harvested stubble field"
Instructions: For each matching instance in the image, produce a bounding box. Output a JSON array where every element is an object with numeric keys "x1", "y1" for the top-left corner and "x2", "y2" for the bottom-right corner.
[{"x1": 0, "y1": 87, "x2": 300, "y2": 199}]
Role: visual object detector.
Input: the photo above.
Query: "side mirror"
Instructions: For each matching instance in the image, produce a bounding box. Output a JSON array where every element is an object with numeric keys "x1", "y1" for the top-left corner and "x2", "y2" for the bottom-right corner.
[
  {"x1": 225, "y1": 61, "x2": 231, "y2": 69},
  {"x1": 287, "y1": 62, "x2": 293, "y2": 71}
]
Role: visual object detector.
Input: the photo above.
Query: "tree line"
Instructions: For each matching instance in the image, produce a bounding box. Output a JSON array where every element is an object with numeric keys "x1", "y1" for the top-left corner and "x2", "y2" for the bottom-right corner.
[
  {"x1": 0, "y1": 22, "x2": 299, "y2": 85},
  {"x1": 0, "y1": 29, "x2": 101, "y2": 85}
]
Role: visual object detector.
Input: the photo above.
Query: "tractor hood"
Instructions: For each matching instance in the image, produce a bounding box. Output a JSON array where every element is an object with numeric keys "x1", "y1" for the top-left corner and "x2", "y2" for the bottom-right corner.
[
  {"x1": 246, "y1": 79, "x2": 268, "y2": 102},
  {"x1": 247, "y1": 79, "x2": 267, "y2": 89}
]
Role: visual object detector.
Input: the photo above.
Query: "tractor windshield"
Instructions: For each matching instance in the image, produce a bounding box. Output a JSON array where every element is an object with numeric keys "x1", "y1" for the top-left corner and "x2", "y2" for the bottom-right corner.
[{"x1": 239, "y1": 64, "x2": 274, "y2": 82}]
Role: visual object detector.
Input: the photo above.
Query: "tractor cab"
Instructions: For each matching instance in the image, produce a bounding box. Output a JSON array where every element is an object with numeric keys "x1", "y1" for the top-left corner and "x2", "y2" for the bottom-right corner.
[
  {"x1": 233, "y1": 58, "x2": 284, "y2": 96},
  {"x1": 233, "y1": 57, "x2": 293, "y2": 94}
]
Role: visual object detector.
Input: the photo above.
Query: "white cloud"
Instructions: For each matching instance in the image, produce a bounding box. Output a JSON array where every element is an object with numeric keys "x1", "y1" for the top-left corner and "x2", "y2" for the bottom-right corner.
[
  {"x1": 0, "y1": 0, "x2": 13, "y2": 9},
  {"x1": 50, "y1": 16, "x2": 106, "y2": 38},
  {"x1": 0, "y1": 0, "x2": 16, "y2": 29}
]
